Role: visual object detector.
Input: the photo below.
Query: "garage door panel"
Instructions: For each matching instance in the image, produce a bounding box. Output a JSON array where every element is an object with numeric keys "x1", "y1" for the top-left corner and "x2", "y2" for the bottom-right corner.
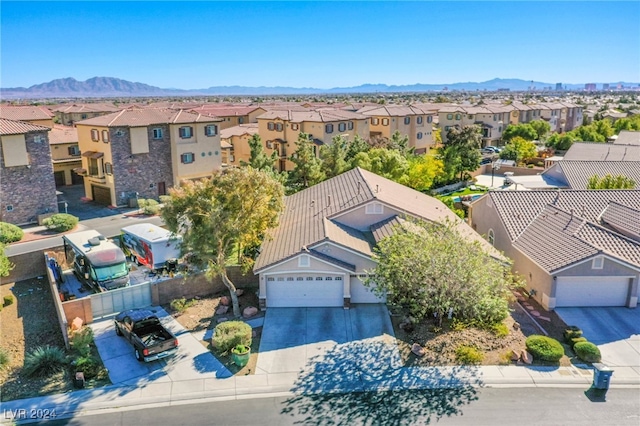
[
  {"x1": 92, "y1": 185, "x2": 111, "y2": 205},
  {"x1": 555, "y1": 276, "x2": 629, "y2": 307},
  {"x1": 267, "y1": 276, "x2": 343, "y2": 308}
]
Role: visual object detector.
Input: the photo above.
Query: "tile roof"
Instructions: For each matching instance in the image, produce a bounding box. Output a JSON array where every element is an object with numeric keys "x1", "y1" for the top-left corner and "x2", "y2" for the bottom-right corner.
[
  {"x1": 370, "y1": 216, "x2": 406, "y2": 243},
  {"x1": 258, "y1": 109, "x2": 367, "y2": 123},
  {"x1": 562, "y1": 142, "x2": 640, "y2": 161},
  {"x1": 189, "y1": 105, "x2": 263, "y2": 117},
  {"x1": 50, "y1": 103, "x2": 122, "y2": 113},
  {"x1": 548, "y1": 161, "x2": 640, "y2": 189},
  {"x1": 576, "y1": 222, "x2": 640, "y2": 267},
  {"x1": 220, "y1": 123, "x2": 259, "y2": 139},
  {"x1": 48, "y1": 125, "x2": 78, "y2": 144},
  {"x1": 356, "y1": 105, "x2": 434, "y2": 117},
  {"x1": 0, "y1": 118, "x2": 50, "y2": 135},
  {"x1": 75, "y1": 108, "x2": 222, "y2": 127},
  {"x1": 614, "y1": 131, "x2": 640, "y2": 146},
  {"x1": 0, "y1": 105, "x2": 54, "y2": 121},
  {"x1": 600, "y1": 201, "x2": 640, "y2": 241},
  {"x1": 254, "y1": 168, "x2": 500, "y2": 272}
]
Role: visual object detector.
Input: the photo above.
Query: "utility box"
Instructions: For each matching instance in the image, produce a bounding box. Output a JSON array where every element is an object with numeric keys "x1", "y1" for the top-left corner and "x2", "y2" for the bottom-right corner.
[{"x1": 592, "y1": 363, "x2": 614, "y2": 390}]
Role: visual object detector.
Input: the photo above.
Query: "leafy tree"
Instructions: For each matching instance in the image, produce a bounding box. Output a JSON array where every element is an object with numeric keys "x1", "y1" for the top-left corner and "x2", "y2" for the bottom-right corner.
[
  {"x1": 399, "y1": 154, "x2": 444, "y2": 192},
  {"x1": 0, "y1": 243, "x2": 13, "y2": 277},
  {"x1": 613, "y1": 115, "x2": 640, "y2": 133},
  {"x1": 388, "y1": 130, "x2": 412, "y2": 155},
  {"x1": 573, "y1": 125, "x2": 605, "y2": 142},
  {"x1": 161, "y1": 167, "x2": 285, "y2": 317},
  {"x1": 529, "y1": 120, "x2": 551, "y2": 140},
  {"x1": 432, "y1": 127, "x2": 442, "y2": 144},
  {"x1": 345, "y1": 134, "x2": 370, "y2": 162},
  {"x1": 592, "y1": 119, "x2": 614, "y2": 140},
  {"x1": 587, "y1": 174, "x2": 636, "y2": 189},
  {"x1": 241, "y1": 134, "x2": 278, "y2": 172},
  {"x1": 289, "y1": 132, "x2": 325, "y2": 189},
  {"x1": 442, "y1": 125, "x2": 482, "y2": 182},
  {"x1": 546, "y1": 132, "x2": 578, "y2": 150},
  {"x1": 502, "y1": 123, "x2": 538, "y2": 141},
  {"x1": 352, "y1": 148, "x2": 409, "y2": 181},
  {"x1": 320, "y1": 135, "x2": 350, "y2": 178},
  {"x1": 365, "y1": 219, "x2": 514, "y2": 326},
  {"x1": 500, "y1": 136, "x2": 538, "y2": 164}
]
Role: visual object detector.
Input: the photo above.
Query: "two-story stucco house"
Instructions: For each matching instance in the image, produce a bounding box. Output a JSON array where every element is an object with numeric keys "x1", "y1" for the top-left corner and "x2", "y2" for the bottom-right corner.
[{"x1": 49, "y1": 125, "x2": 83, "y2": 187}]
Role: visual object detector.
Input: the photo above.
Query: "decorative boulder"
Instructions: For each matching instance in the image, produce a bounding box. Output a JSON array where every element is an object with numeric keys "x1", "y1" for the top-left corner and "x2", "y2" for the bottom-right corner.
[
  {"x1": 71, "y1": 317, "x2": 84, "y2": 331},
  {"x1": 215, "y1": 305, "x2": 229, "y2": 315},
  {"x1": 510, "y1": 350, "x2": 520, "y2": 362},
  {"x1": 243, "y1": 306, "x2": 258, "y2": 319},
  {"x1": 520, "y1": 350, "x2": 533, "y2": 365},
  {"x1": 216, "y1": 317, "x2": 229, "y2": 324},
  {"x1": 219, "y1": 296, "x2": 230, "y2": 306},
  {"x1": 236, "y1": 289, "x2": 245, "y2": 297},
  {"x1": 411, "y1": 343, "x2": 426, "y2": 357}
]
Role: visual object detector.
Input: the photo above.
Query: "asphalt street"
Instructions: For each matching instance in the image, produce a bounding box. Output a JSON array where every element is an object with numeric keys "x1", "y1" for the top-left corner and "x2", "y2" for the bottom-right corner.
[{"x1": 33, "y1": 387, "x2": 640, "y2": 426}]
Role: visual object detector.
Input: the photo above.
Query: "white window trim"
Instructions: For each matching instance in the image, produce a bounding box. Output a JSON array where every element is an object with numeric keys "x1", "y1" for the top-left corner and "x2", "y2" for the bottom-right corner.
[
  {"x1": 592, "y1": 256, "x2": 604, "y2": 269},
  {"x1": 298, "y1": 255, "x2": 310, "y2": 267}
]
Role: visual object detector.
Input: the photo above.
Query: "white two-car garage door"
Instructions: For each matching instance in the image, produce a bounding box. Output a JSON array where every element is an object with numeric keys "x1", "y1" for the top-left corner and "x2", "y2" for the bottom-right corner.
[
  {"x1": 555, "y1": 276, "x2": 630, "y2": 307},
  {"x1": 266, "y1": 275, "x2": 343, "y2": 308}
]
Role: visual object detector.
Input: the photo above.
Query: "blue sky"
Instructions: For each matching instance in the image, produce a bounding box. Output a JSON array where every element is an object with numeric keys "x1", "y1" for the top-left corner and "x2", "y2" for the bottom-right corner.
[{"x1": 2, "y1": 1, "x2": 639, "y2": 89}]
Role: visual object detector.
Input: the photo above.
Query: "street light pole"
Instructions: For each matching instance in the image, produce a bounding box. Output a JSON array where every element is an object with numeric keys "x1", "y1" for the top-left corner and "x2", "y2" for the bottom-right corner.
[{"x1": 491, "y1": 161, "x2": 501, "y2": 188}]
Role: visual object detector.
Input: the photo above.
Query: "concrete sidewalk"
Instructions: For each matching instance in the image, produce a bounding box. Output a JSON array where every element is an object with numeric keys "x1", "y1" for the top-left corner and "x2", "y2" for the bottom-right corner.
[{"x1": 2, "y1": 360, "x2": 638, "y2": 423}]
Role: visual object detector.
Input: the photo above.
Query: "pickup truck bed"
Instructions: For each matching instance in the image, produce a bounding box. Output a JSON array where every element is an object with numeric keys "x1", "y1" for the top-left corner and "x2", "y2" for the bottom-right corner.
[{"x1": 114, "y1": 309, "x2": 179, "y2": 362}]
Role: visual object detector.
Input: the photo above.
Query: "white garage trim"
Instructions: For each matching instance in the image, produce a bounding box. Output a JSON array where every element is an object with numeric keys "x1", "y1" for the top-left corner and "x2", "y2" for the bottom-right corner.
[
  {"x1": 555, "y1": 276, "x2": 631, "y2": 307},
  {"x1": 266, "y1": 273, "x2": 345, "y2": 308}
]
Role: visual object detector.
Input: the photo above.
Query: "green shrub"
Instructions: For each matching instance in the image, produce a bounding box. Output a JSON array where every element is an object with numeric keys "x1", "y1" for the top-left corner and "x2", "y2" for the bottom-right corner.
[
  {"x1": 23, "y1": 346, "x2": 68, "y2": 377},
  {"x1": 527, "y1": 164, "x2": 534, "y2": 168},
  {"x1": 570, "y1": 337, "x2": 588, "y2": 349},
  {"x1": 490, "y1": 322, "x2": 509, "y2": 338},
  {"x1": 574, "y1": 341, "x2": 602, "y2": 363},
  {"x1": 525, "y1": 335, "x2": 564, "y2": 363},
  {"x1": 3, "y1": 295, "x2": 14, "y2": 307},
  {"x1": 73, "y1": 355, "x2": 103, "y2": 380},
  {"x1": 563, "y1": 326, "x2": 583, "y2": 342},
  {"x1": 170, "y1": 297, "x2": 195, "y2": 314},
  {"x1": 455, "y1": 345, "x2": 484, "y2": 364},
  {"x1": 43, "y1": 214, "x2": 79, "y2": 232},
  {"x1": 212, "y1": 321, "x2": 252, "y2": 354},
  {"x1": 232, "y1": 344, "x2": 250, "y2": 354},
  {"x1": 70, "y1": 327, "x2": 94, "y2": 357},
  {"x1": 0, "y1": 347, "x2": 10, "y2": 369},
  {"x1": 0, "y1": 222, "x2": 23, "y2": 243},
  {"x1": 138, "y1": 199, "x2": 160, "y2": 215}
]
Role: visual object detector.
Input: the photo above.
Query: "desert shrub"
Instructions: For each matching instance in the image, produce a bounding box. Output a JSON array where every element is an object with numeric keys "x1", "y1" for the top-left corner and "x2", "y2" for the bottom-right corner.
[
  {"x1": 43, "y1": 213, "x2": 79, "y2": 232},
  {"x1": 490, "y1": 322, "x2": 509, "y2": 338},
  {"x1": 450, "y1": 319, "x2": 468, "y2": 332},
  {"x1": 23, "y1": 346, "x2": 68, "y2": 377},
  {"x1": 455, "y1": 345, "x2": 484, "y2": 364},
  {"x1": 0, "y1": 222, "x2": 23, "y2": 243},
  {"x1": 0, "y1": 347, "x2": 10, "y2": 369},
  {"x1": 138, "y1": 199, "x2": 160, "y2": 215},
  {"x1": 3, "y1": 295, "x2": 14, "y2": 306},
  {"x1": 570, "y1": 337, "x2": 588, "y2": 349},
  {"x1": 73, "y1": 355, "x2": 103, "y2": 379},
  {"x1": 212, "y1": 321, "x2": 252, "y2": 353},
  {"x1": 574, "y1": 341, "x2": 602, "y2": 363},
  {"x1": 525, "y1": 335, "x2": 564, "y2": 363},
  {"x1": 563, "y1": 326, "x2": 583, "y2": 342},
  {"x1": 170, "y1": 297, "x2": 195, "y2": 314},
  {"x1": 70, "y1": 327, "x2": 94, "y2": 357}
]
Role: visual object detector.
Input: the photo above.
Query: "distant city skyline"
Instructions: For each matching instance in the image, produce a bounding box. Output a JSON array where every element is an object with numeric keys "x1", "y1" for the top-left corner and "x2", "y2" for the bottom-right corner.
[{"x1": 2, "y1": 1, "x2": 639, "y2": 89}]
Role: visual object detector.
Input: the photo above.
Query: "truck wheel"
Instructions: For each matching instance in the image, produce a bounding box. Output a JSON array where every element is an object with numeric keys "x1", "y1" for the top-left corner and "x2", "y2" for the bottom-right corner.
[
  {"x1": 135, "y1": 348, "x2": 143, "y2": 362},
  {"x1": 115, "y1": 323, "x2": 122, "y2": 336}
]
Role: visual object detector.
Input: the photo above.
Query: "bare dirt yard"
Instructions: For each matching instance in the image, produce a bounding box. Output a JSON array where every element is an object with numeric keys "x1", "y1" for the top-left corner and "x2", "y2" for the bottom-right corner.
[
  {"x1": 164, "y1": 286, "x2": 263, "y2": 375},
  {"x1": 0, "y1": 278, "x2": 109, "y2": 401}
]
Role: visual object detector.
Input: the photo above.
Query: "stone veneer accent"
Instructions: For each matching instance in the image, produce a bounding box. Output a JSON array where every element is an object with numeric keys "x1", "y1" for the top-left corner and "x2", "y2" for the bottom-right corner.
[
  {"x1": 110, "y1": 126, "x2": 174, "y2": 205},
  {"x1": 0, "y1": 130, "x2": 58, "y2": 224}
]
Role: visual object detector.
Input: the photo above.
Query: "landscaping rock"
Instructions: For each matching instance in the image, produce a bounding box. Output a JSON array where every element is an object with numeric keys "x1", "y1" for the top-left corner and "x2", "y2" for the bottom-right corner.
[
  {"x1": 512, "y1": 322, "x2": 520, "y2": 331},
  {"x1": 243, "y1": 306, "x2": 258, "y2": 318},
  {"x1": 521, "y1": 350, "x2": 533, "y2": 365},
  {"x1": 71, "y1": 317, "x2": 83, "y2": 331},
  {"x1": 219, "y1": 296, "x2": 230, "y2": 306},
  {"x1": 510, "y1": 349, "x2": 520, "y2": 361},
  {"x1": 411, "y1": 343, "x2": 426, "y2": 357},
  {"x1": 216, "y1": 317, "x2": 229, "y2": 324},
  {"x1": 215, "y1": 305, "x2": 229, "y2": 315},
  {"x1": 236, "y1": 289, "x2": 244, "y2": 297}
]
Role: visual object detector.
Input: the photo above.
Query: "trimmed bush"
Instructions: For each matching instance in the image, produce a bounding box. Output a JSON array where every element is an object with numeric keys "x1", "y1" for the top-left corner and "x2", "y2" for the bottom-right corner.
[
  {"x1": 138, "y1": 199, "x2": 160, "y2": 216},
  {"x1": 490, "y1": 323, "x2": 509, "y2": 338},
  {"x1": 570, "y1": 337, "x2": 588, "y2": 349},
  {"x1": 574, "y1": 341, "x2": 601, "y2": 363},
  {"x1": 3, "y1": 295, "x2": 14, "y2": 307},
  {"x1": 0, "y1": 222, "x2": 23, "y2": 243},
  {"x1": 43, "y1": 213, "x2": 79, "y2": 232},
  {"x1": 455, "y1": 345, "x2": 484, "y2": 364},
  {"x1": 0, "y1": 347, "x2": 10, "y2": 369},
  {"x1": 73, "y1": 355, "x2": 103, "y2": 380},
  {"x1": 170, "y1": 297, "x2": 195, "y2": 314},
  {"x1": 70, "y1": 327, "x2": 94, "y2": 357},
  {"x1": 525, "y1": 335, "x2": 564, "y2": 363},
  {"x1": 563, "y1": 326, "x2": 583, "y2": 342},
  {"x1": 23, "y1": 346, "x2": 68, "y2": 377},
  {"x1": 212, "y1": 321, "x2": 252, "y2": 354}
]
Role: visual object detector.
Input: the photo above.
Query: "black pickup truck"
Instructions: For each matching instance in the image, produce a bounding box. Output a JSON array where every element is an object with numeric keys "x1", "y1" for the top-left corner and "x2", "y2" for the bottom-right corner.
[{"x1": 114, "y1": 309, "x2": 179, "y2": 362}]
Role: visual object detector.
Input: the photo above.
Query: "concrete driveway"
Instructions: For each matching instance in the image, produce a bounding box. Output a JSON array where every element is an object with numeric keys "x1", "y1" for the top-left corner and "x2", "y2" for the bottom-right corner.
[
  {"x1": 256, "y1": 304, "x2": 400, "y2": 376},
  {"x1": 556, "y1": 307, "x2": 640, "y2": 368},
  {"x1": 90, "y1": 307, "x2": 232, "y2": 386}
]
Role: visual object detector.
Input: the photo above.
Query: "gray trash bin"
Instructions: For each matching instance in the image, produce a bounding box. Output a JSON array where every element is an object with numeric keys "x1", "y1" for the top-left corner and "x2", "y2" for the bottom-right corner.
[{"x1": 592, "y1": 363, "x2": 614, "y2": 390}]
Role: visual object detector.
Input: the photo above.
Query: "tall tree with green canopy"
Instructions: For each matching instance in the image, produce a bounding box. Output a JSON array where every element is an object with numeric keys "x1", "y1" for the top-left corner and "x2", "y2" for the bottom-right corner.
[
  {"x1": 529, "y1": 120, "x2": 551, "y2": 140},
  {"x1": 442, "y1": 125, "x2": 482, "y2": 182},
  {"x1": 502, "y1": 123, "x2": 538, "y2": 141},
  {"x1": 546, "y1": 132, "x2": 578, "y2": 150},
  {"x1": 352, "y1": 148, "x2": 409, "y2": 181},
  {"x1": 320, "y1": 135, "x2": 351, "y2": 178},
  {"x1": 587, "y1": 174, "x2": 636, "y2": 189},
  {"x1": 499, "y1": 136, "x2": 538, "y2": 164},
  {"x1": 399, "y1": 154, "x2": 444, "y2": 192},
  {"x1": 365, "y1": 219, "x2": 516, "y2": 326},
  {"x1": 161, "y1": 167, "x2": 285, "y2": 317},
  {"x1": 289, "y1": 132, "x2": 326, "y2": 189},
  {"x1": 345, "y1": 134, "x2": 370, "y2": 163},
  {"x1": 592, "y1": 119, "x2": 614, "y2": 140},
  {"x1": 241, "y1": 134, "x2": 278, "y2": 172}
]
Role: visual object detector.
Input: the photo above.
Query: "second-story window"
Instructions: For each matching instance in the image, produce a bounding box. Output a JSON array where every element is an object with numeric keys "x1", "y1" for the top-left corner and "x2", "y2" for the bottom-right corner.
[
  {"x1": 179, "y1": 126, "x2": 193, "y2": 139},
  {"x1": 91, "y1": 129, "x2": 99, "y2": 142},
  {"x1": 348, "y1": 121, "x2": 354, "y2": 130},
  {"x1": 152, "y1": 128, "x2": 163, "y2": 139},
  {"x1": 68, "y1": 146, "x2": 80, "y2": 156},
  {"x1": 205, "y1": 125, "x2": 218, "y2": 136},
  {"x1": 455, "y1": 114, "x2": 461, "y2": 120},
  {"x1": 180, "y1": 152, "x2": 195, "y2": 164},
  {"x1": 102, "y1": 130, "x2": 110, "y2": 143},
  {"x1": 427, "y1": 116, "x2": 433, "y2": 123},
  {"x1": 371, "y1": 118, "x2": 379, "y2": 125},
  {"x1": 404, "y1": 117, "x2": 410, "y2": 125},
  {"x1": 325, "y1": 124, "x2": 334, "y2": 133},
  {"x1": 275, "y1": 123, "x2": 283, "y2": 132},
  {"x1": 338, "y1": 123, "x2": 346, "y2": 132},
  {"x1": 267, "y1": 122, "x2": 275, "y2": 131},
  {"x1": 381, "y1": 118, "x2": 389, "y2": 126},
  {"x1": 291, "y1": 123, "x2": 299, "y2": 130},
  {"x1": 417, "y1": 116, "x2": 423, "y2": 124},
  {"x1": 447, "y1": 114, "x2": 453, "y2": 120}
]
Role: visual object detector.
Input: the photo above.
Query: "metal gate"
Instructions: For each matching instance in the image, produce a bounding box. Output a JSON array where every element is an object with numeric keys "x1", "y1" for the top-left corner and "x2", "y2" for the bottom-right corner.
[{"x1": 90, "y1": 282, "x2": 152, "y2": 318}]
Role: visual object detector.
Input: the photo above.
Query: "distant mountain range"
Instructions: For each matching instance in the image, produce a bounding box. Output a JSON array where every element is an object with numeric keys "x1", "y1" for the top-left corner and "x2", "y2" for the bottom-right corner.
[{"x1": 1, "y1": 77, "x2": 638, "y2": 98}]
